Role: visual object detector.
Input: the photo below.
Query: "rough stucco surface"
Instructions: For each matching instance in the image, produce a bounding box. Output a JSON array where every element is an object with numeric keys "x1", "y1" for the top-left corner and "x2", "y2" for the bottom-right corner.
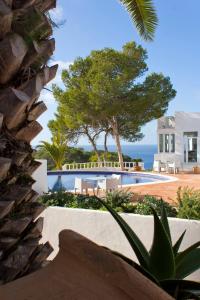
[
  {"x1": 41, "y1": 207, "x2": 200, "y2": 281},
  {"x1": 0, "y1": 230, "x2": 173, "y2": 300}
]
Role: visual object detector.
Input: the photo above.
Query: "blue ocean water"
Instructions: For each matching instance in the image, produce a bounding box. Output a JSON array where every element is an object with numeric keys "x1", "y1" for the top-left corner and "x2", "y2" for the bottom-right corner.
[{"x1": 79, "y1": 144, "x2": 157, "y2": 170}]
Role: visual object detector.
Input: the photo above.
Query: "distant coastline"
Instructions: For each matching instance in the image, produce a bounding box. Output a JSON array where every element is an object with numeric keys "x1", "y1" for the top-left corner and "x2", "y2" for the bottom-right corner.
[{"x1": 78, "y1": 144, "x2": 157, "y2": 170}]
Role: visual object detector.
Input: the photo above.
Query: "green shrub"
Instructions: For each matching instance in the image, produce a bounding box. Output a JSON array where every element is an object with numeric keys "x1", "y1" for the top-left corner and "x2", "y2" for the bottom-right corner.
[
  {"x1": 39, "y1": 190, "x2": 136, "y2": 212},
  {"x1": 135, "y1": 196, "x2": 177, "y2": 217},
  {"x1": 104, "y1": 190, "x2": 136, "y2": 213},
  {"x1": 74, "y1": 194, "x2": 103, "y2": 210},
  {"x1": 177, "y1": 187, "x2": 200, "y2": 220},
  {"x1": 40, "y1": 191, "x2": 177, "y2": 217},
  {"x1": 40, "y1": 191, "x2": 103, "y2": 210},
  {"x1": 39, "y1": 191, "x2": 75, "y2": 207}
]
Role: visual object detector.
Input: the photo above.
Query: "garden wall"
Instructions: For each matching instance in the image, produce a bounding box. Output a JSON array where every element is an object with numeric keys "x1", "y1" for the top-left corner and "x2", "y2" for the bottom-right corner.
[
  {"x1": 41, "y1": 207, "x2": 200, "y2": 281},
  {"x1": 32, "y1": 159, "x2": 48, "y2": 195}
]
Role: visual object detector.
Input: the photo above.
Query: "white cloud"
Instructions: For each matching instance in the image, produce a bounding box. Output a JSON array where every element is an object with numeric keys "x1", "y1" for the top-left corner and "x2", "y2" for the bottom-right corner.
[
  {"x1": 49, "y1": 60, "x2": 72, "y2": 86},
  {"x1": 33, "y1": 60, "x2": 72, "y2": 145},
  {"x1": 40, "y1": 60, "x2": 72, "y2": 104},
  {"x1": 49, "y1": 5, "x2": 64, "y2": 23}
]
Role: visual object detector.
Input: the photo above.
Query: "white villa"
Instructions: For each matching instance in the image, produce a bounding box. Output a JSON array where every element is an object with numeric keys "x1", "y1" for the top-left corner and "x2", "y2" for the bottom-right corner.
[{"x1": 154, "y1": 112, "x2": 200, "y2": 172}]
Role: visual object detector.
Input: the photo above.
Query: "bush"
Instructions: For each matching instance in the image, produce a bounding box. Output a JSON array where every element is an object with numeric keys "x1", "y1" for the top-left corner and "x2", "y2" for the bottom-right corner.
[
  {"x1": 39, "y1": 191, "x2": 75, "y2": 207},
  {"x1": 177, "y1": 187, "x2": 200, "y2": 220},
  {"x1": 39, "y1": 190, "x2": 136, "y2": 212},
  {"x1": 104, "y1": 190, "x2": 136, "y2": 213},
  {"x1": 135, "y1": 195, "x2": 177, "y2": 217},
  {"x1": 40, "y1": 191, "x2": 177, "y2": 217},
  {"x1": 40, "y1": 191, "x2": 103, "y2": 210},
  {"x1": 40, "y1": 190, "x2": 178, "y2": 219}
]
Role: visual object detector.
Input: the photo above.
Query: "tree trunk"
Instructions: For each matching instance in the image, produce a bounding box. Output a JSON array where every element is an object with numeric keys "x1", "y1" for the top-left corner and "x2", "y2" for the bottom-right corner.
[
  {"x1": 103, "y1": 131, "x2": 109, "y2": 162},
  {"x1": 112, "y1": 117, "x2": 124, "y2": 171},
  {"x1": 88, "y1": 136, "x2": 101, "y2": 162},
  {"x1": 0, "y1": 0, "x2": 57, "y2": 284},
  {"x1": 83, "y1": 127, "x2": 101, "y2": 162}
]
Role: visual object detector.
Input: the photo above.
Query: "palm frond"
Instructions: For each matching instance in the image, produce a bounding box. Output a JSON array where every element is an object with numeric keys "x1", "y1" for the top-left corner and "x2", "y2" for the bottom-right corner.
[{"x1": 119, "y1": 0, "x2": 158, "y2": 41}]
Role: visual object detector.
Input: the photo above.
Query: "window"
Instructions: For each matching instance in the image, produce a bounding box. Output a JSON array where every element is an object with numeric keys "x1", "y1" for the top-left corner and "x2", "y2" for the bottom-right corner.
[
  {"x1": 165, "y1": 134, "x2": 169, "y2": 152},
  {"x1": 171, "y1": 134, "x2": 175, "y2": 152},
  {"x1": 184, "y1": 132, "x2": 198, "y2": 163},
  {"x1": 159, "y1": 134, "x2": 163, "y2": 153}
]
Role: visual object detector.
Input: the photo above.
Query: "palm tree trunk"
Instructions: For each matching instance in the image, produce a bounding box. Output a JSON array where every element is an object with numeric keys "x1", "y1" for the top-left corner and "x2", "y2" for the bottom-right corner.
[
  {"x1": 112, "y1": 117, "x2": 124, "y2": 171},
  {"x1": 0, "y1": 0, "x2": 57, "y2": 284}
]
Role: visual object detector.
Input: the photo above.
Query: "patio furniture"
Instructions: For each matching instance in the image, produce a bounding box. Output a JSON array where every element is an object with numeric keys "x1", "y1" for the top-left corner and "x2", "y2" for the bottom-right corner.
[
  {"x1": 153, "y1": 160, "x2": 167, "y2": 173},
  {"x1": 167, "y1": 162, "x2": 179, "y2": 174},
  {"x1": 111, "y1": 174, "x2": 122, "y2": 187},
  {"x1": 193, "y1": 166, "x2": 200, "y2": 174},
  {"x1": 74, "y1": 177, "x2": 95, "y2": 194},
  {"x1": 98, "y1": 177, "x2": 119, "y2": 193}
]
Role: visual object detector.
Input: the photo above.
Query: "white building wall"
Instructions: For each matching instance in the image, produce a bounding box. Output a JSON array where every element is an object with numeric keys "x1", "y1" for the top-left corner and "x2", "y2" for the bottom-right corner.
[
  {"x1": 175, "y1": 112, "x2": 200, "y2": 167},
  {"x1": 32, "y1": 159, "x2": 48, "y2": 195},
  {"x1": 40, "y1": 207, "x2": 200, "y2": 281},
  {"x1": 155, "y1": 112, "x2": 200, "y2": 170}
]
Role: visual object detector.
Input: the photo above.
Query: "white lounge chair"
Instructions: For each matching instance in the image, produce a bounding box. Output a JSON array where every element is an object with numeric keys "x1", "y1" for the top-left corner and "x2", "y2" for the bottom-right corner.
[
  {"x1": 111, "y1": 174, "x2": 122, "y2": 187},
  {"x1": 167, "y1": 162, "x2": 179, "y2": 174},
  {"x1": 74, "y1": 178, "x2": 95, "y2": 194},
  {"x1": 153, "y1": 160, "x2": 167, "y2": 172},
  {"x1": 98, "y1": 178, "x2": 119, "y2": 193}
]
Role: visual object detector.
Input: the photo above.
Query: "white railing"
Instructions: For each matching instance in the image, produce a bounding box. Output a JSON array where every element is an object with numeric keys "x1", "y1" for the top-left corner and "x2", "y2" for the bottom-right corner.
[{"x1": 62, "y1": 161, "x2": 145, "y2": 171}]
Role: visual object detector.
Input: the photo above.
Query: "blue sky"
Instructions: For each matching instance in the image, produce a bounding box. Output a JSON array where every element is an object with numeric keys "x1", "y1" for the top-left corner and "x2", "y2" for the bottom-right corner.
[{"x1": 33, "y1": 0, "x2": 200, "y2": 146}]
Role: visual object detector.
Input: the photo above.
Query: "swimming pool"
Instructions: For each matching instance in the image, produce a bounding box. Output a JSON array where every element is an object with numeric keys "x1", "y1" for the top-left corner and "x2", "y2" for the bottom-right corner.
[{"x1": 47, "y1": 171, "x2": 173, "y2": 192}]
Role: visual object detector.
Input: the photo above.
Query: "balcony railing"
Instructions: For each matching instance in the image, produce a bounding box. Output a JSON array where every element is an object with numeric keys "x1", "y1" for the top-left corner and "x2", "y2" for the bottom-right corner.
[
  {"x1": 158, "y1": 117, "x2": 175, "y2": 129},
  {"x1": 62, "y1": 161, "x2": 145, "y2": 171}
]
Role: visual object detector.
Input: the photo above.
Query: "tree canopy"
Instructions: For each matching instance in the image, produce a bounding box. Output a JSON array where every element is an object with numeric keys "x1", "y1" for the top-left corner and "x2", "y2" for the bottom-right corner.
[{"x1": 52, "y1": 41, "x2": 176, "y2": 169}]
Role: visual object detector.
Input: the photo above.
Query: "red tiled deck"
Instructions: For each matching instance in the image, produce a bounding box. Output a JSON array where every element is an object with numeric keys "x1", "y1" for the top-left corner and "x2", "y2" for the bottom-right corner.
[{"x1": 124, "y1": 173, "x2": 200, "y2": 205}]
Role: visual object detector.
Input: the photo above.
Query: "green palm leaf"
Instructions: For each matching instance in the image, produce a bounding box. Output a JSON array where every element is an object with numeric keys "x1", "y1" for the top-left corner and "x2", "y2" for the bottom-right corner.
[
  {"x1": 120, "y1": 0, "x2": 158, "y2": 41},
  {"x1": 37, "y1": 141, "x2": 67, "y2": 170}
]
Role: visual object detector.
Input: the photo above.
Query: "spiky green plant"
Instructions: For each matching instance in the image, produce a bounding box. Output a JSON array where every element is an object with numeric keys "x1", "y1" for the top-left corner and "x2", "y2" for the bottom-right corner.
[{"x1": 96, "y1": 197, "x2": 200, "y2": 298}]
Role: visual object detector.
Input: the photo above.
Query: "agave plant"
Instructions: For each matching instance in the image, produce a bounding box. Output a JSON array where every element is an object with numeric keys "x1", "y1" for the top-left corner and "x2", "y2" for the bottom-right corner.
[{"x1": 96, "y1": 197, "x2": 200, "y2": 298}]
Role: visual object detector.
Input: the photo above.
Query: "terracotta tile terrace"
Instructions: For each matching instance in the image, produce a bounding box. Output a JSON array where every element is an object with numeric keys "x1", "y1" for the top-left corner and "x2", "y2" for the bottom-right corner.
[{"x1": 125, "y1": 173, "x2": 200, "y2": 205}]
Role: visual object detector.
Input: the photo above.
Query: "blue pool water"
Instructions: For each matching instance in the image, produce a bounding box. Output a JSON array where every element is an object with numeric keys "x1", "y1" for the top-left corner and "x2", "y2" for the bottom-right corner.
[{"x1": 48, "y1": 171, "x2": 169, "y2": 192}]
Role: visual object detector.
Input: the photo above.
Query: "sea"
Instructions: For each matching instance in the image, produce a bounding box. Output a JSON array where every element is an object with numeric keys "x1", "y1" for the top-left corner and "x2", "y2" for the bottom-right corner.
[{"x1": 79, "y1": 144, "x2": 157, "y2": 170}]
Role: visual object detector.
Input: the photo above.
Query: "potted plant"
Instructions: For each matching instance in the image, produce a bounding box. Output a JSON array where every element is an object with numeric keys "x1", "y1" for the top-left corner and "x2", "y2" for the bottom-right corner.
[{"x1": 133, "y1": 158, "x2": 143, "y2": 171}]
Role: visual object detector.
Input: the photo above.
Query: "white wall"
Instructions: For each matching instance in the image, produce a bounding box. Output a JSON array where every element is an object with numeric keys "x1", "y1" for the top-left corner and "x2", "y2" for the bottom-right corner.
[
  {"x1": 32, "y1": 159, "x2": 48, "y2": 195},
  {"x1": 41, "y1": 207, "x2": 200, "y2": 281},
  {"x1": 175, "y1": 112, "x2": 200, "y2": 166},
  {"x1": 155, "y1": 112, "x2": 200, "y2": 170}
]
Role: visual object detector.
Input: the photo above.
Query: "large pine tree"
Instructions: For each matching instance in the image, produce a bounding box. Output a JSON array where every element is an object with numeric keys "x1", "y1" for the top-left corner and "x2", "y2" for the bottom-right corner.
[{"x1": 0, "y1": 0, "x2": 57, "y2": 283}]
